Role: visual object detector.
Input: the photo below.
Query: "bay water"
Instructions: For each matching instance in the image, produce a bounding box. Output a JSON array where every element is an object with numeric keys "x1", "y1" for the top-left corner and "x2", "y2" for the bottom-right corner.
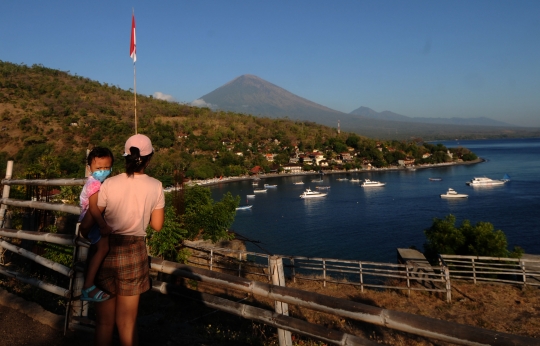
[{"x1": 211, "y1": 138, "x2": 540, "y2": 263}]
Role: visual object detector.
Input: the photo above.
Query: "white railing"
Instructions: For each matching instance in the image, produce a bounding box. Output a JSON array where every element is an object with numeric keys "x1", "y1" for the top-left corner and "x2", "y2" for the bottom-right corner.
[{"x1": 440, "y1": 254, "x2": 540, "y2": 286}]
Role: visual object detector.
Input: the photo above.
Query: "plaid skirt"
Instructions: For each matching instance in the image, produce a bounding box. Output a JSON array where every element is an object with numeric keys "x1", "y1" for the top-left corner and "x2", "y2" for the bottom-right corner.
[{"x1": 95, "y1": 234, "x2": 150, "y2": 296}]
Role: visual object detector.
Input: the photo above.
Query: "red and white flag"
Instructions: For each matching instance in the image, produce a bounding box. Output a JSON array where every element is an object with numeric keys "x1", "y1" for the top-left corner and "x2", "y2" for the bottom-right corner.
[{"x1": 130, "y1": 13, "x2": 136, "y2": 62}]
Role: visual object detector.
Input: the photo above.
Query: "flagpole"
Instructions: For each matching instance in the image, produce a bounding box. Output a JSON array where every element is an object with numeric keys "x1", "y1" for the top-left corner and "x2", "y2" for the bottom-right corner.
[
  {"x1": 134, "y1": 59, "x2": 137, "y2": 134},
  {"x1": 131, "y1": 8, "x2": 138, "y2": 134}
]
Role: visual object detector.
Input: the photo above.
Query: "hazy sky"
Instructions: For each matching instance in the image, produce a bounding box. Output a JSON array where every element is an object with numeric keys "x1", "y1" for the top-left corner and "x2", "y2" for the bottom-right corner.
[{"x1": 2, "y1": 1, "x2": 539, "y2": 126}]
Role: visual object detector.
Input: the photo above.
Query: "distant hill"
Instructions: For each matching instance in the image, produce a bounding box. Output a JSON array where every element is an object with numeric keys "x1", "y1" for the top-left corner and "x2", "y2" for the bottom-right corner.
[
  {"x1": 194, "y1": 74, "x2": 346, "y2": 127},
  {"x1": 350, "y1": 106, "x2": 513, "y2": 127},
  {"x1": 194, "y1": 75, "x2": 536, "y2": 139}
]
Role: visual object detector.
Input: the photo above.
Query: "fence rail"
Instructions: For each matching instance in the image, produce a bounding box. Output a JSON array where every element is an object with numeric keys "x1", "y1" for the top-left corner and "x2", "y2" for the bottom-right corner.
[
  {"x1": 184, "y1": 242, "x2": 450, "y2": 299},
  {"x1": 440, "y1": 254, "x2": 540, "y2": 286}
]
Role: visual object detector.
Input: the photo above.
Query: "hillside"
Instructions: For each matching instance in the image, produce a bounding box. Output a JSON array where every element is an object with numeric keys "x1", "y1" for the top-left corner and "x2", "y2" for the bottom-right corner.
[{"x1": 0, "y1": 61, "x2": 499, "y2": 185}]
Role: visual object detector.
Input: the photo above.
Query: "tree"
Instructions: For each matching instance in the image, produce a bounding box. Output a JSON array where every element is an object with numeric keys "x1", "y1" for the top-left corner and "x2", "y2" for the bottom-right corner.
[
  {"x1": 182, "y1": 185, "x2": 239, "y2": 242},
  {"x1": 423, "y1": 214, "x2": 523, "y2": 264},
  {"x1": 146, "y1": 186, "x2": 239, "y2": 261}
]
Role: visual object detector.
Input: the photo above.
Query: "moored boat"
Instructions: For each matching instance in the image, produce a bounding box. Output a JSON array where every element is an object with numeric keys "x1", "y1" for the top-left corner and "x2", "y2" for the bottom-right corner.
[
  {"x1": 253, "y1": 188, "x2": 267, "y2": 193},
  {"x1": 264, "y1": 184, "x2": 277, "y2": 188},
  {"x1": 316, "y1": 185, "x2": 330, "y2": 190},
  {"x1": 361, "y1": 179, "x2": 386, "y2": 187},
  {"x1": 246, "y1": 194, "x2": 256, "y2": 198},
  {"x1": 293, "y1": 181, "x2": 304, "y2": 185},
  {"x1": 350, "y1": 178, "x2": 360, "y2": 182},
  {"x1": 429, "y1": 177, "x2": 443, "y2": 181},
  {"x1": 236, "y1": 205, "x2": 253, "y2": 210},
  {"x1": 440, "y1": 188, "x2": 468, "y2": 198},
  {"x1": 300, "y1": 188, "x2": 327, "y2": 199},
  {"x1": 466, "y1": 176, "x2": 508, "y2": 186}
]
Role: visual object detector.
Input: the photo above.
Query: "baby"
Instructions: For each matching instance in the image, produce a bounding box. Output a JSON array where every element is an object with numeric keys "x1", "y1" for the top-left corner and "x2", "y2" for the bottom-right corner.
[{"x1": 78, "y1": 147, "x2": 114, "y2": 301}]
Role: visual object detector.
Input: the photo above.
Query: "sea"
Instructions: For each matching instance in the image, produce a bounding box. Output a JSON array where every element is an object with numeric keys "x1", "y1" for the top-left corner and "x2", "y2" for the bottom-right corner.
[{"x1": 210, "y1": 138, "x2": 540, "y2": 263}]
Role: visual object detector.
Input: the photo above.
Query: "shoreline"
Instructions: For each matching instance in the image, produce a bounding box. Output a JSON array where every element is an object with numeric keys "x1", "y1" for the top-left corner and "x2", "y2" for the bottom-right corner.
[{"x1": 186, "y1": 158, "x2": 485, "y2": 187}]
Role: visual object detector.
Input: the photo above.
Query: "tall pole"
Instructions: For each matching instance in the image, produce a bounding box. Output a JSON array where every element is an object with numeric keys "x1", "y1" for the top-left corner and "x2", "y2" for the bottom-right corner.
[
  {"x1": 134, "y1": 62, "x2": 137, "y2": 134},
  {"x1": 130, "y1": 8, "x2": 138, "y2": 134}
]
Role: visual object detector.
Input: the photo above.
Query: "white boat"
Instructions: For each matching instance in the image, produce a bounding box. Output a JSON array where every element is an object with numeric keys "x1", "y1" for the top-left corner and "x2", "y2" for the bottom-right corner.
[
  {"x1": 336, "y1": 178, "x2": 348, "y2": 181},
  {"x1": 300, "y1": 188, "x2": 327, "y2": 199},
  {"x1": 311, "y1": 177, "x2": 323, "y2": 182},
  {"x1": 252, "y1": 182, "x2": 259, "y2": 186},
  {"x1": 440, "y1": 188, "x2": 468, "y2": 199},
  {"x1": 264, "y1": 184, "x2": 277, "y2": 188},
  {"x1": 350, "y1": 179, "x2": 360, "y2": 182},
  {"x1": 316, "y1": 185, "x2": 330, "y2": 190},
  {"x1": 236, "y1": 205, "x2": 253, "y2": 210},
  {"x1": 293, "y1": 181, "x2": 305, "y2": 185},
  {"x1": 246, "y1": 194, "x2": 256, "y2": 198},
  {"x1": 253, "y1": 188, "x2": 267, "y2": 193},
  {"x1": 361, "y1": 179, "x2": 386, "y2": 187},
  {"x1": 466, "y1": 176, "x2": 508, "y2": 186},
  {"x1": 429, "y1": 177, "x2": 443, "y2": 181}
]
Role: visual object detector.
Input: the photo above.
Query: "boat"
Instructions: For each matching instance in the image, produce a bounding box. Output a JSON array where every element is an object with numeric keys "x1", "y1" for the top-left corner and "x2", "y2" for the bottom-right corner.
[
  {"x1": 429, "y1": 177, "x2": 443, "y2": 181},
  {"x1": 350, "y1": 178, "x2": 360, "y2": 182},
  {"x1": 236, "y1": 204, "x2": 253, "y2": 210},
  {"x1": 246, "y1": 194, "x2": 256, "y2": 198},
  {"x1": 293, "y1": 181, "x2": 305, "y2": 185},
  {"x1": 311, "y1": 178, "x2": 323, "y2": 183},
  {"x1": 316, "y1": 185, "x2": 331, "y2": 190},
  {"x1": 252, "y1": 182, "x2": 259, "y2": 186},
  {"x1": 253, "y1": 188, "x2": 267, "y2": 193},
  {"x1": 300, "y1": 188, "x2": 327, "y2": 199},
  {"x1": 336, "y1": 178, "x2": 349, "y2": 181},
  {"x1": 264, "y1": 184, "x2": 277, "y2": 188},
  {"x1": 466, "y1": 176, "x2": 508, "y2": 186},
  {"x1": 361, "y1": 179, "x2": 386, "y2": 187},
  {"x1": 440, "y1": 188, "x2": 468, "y2": 199}
]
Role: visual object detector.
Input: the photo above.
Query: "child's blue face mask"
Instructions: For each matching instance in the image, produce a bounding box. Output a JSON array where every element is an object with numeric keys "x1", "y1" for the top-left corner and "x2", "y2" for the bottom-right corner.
[{"x1": 92, "y1": 169, "x2": 111, "y2": 183}]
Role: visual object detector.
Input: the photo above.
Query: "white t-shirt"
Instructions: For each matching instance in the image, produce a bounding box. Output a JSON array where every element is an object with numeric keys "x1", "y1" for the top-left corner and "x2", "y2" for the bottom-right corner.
[{"x1": 97, "y1": 173, "x2": 165, "y2": 237}]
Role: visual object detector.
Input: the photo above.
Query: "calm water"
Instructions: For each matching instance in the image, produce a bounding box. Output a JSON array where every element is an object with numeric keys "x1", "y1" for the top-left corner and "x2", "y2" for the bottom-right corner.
[{"x1": 211, "y1": 138, "x2": 540, "y2": 263}]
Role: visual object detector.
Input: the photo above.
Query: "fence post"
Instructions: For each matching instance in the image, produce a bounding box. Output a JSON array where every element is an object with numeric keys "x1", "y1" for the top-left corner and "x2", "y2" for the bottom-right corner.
[
  {"x1": 359, "y1": 262, "x2": 364, "y2": 293},
  {"x1": 71, "y1": 224, "x2": 89, "y2": 321},
  {"x1": 521, "y1": 260, "x2": 526, "y2": 286},
  {"x1": 209, "y1": 249, "x2": 213, "y2": 271},
  {"x1": 290, "y1": 257, "x2": 296, "y2": 283},
  {"x1": 238, "y1": 252, "x2": 242, "y2": 277},
  {"x1": 406, "y1": 265, "x2": 411, "y2": 297},
  {"x1": 444, "y1": 265, "x2": 452, "y2": 303},
  {"x1": 269, "y1": 256, "x2": 293, "y2": 346},
  {"x1": 322, "y1": 259, "x2": 326, "y2": 288},
  {"x1": 0, "y1": 160, "x2": 13, "y2": 265},
  {"x1": 472, "y1": 258, "x2": 476, "y2": 284}
]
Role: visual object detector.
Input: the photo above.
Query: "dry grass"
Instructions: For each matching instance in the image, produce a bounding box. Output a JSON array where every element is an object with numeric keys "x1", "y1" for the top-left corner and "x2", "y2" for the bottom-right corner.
[{"x1": 283, "y1": 278, "x2": 540, "y2": 345}]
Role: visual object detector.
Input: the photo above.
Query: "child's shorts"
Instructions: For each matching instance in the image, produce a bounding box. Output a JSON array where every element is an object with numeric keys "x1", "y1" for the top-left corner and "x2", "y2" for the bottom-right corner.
[{"x1": 87, "y1": 224, "x2": 102, "y2": 245}]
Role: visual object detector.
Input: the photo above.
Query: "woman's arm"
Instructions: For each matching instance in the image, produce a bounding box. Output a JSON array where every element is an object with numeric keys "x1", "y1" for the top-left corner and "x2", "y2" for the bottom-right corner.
[{"x1": 149, "y1": 208, "x2": 164, "y2": 231}]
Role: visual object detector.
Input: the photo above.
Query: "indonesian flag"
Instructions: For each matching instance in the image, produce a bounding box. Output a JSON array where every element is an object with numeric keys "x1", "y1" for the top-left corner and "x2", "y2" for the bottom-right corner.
[{"x1": 130, "y1": 13, "x2": 136, "y2": 62}]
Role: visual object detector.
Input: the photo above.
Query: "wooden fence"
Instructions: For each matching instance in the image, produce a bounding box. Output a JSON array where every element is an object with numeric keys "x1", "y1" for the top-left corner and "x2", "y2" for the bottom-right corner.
[
  {"x1": 440, "y1": 254, "x2": 540, "y2": 286},
  {"x1": 184, "y1": 241, "x2": 450, "y2": 300},
  {"x1": 0, "y1": 159, "x2": 539, "y2": 345}
]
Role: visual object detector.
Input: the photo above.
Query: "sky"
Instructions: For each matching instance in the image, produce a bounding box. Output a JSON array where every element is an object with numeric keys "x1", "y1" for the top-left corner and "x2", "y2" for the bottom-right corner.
[{"x1": 1, "y1": 1, "x2": 540, "y2": 127}]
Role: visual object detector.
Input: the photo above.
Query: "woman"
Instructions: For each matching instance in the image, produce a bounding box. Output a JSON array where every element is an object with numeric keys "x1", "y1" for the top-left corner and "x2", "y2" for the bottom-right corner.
[{"x1": 94, "y1": 134, "x2": 165, "y2": 346}]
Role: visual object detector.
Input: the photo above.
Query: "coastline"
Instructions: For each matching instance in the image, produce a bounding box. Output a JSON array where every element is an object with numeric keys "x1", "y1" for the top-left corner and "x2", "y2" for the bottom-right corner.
[{"x1": 185, "y1": 158, "x2": 485, "y2": 188}]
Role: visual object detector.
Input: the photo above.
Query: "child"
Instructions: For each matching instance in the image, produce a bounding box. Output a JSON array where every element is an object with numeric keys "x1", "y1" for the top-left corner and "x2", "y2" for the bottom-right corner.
[{"x1": 78, "y1": 147, "x2": 114, "y2": 302}]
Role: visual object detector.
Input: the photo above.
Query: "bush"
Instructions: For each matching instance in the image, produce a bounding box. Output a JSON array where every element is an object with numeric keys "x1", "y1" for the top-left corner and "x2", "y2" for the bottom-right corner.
[{"x1": 423, "y1": 214, "x2": 522, "y2": 263}]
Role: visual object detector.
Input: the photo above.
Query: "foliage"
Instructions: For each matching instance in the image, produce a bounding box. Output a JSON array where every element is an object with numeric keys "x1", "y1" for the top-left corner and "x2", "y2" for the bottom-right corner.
[
  {"x1": 147, "y1": 186, "x2": 238, "y2": 261},
  {"x1": 423, "y1": 214, "x2": 523, "y2": 263},
  {"x1": 41, "y1": 243, "x2": 73, "y2": 267},
  {"x1": 146, "y1": 193, "x2": 189, "y2": 262},
  {"x1": 182, "y1": 185, "x2": 239, "y2": 242}
]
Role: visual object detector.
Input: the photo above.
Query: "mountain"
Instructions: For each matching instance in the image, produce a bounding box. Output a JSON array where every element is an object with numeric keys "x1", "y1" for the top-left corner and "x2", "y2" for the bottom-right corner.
[
  {"x1": 194, "y1": 75, "x2": 347, "y2": 127},
  {"x1": 350, "y1": 106, "x2": 513, "y2": 127}
]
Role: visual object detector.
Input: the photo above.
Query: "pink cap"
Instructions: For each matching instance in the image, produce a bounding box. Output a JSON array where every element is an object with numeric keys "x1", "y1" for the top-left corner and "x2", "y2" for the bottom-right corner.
[{"x1": 123, "y1": 134, "x2": 154, "y2": 156}]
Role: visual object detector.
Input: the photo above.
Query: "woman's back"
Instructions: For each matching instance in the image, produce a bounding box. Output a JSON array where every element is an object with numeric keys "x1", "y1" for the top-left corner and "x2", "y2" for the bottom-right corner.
[{"x1": 98, "y1": 172, "x2": 164, "y2": 237}]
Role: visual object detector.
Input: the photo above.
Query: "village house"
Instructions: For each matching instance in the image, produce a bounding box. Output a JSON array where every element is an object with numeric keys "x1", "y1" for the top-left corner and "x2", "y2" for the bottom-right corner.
[
  {"x1": 282, "y1": 164, "x2": 303, "y2": 174},
  {"x1": 265, "y1": 153, "x2": 275, "y2": 162}
]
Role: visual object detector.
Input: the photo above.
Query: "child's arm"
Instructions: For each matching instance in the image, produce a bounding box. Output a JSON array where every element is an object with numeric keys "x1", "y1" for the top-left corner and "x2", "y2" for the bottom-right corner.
[{"x1": 88, "y1": 192, "x2": 113, "y2": 235}]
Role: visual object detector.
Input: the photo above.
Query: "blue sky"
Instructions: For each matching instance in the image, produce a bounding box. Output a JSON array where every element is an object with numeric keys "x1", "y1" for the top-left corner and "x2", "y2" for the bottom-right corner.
[{"x1": 2, "y1": 1, "x2": 540, "y2": 126}]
